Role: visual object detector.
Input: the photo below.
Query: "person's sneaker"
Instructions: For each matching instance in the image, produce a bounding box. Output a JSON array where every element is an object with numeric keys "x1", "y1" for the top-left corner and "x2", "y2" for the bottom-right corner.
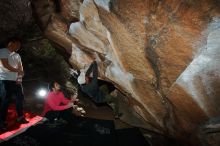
[
  {"x1": 16, "y1": 117, "x2": 29, "y2": 124},
  {"x1": 114, "y1": 113, "x2": 123, "y2": 119}
]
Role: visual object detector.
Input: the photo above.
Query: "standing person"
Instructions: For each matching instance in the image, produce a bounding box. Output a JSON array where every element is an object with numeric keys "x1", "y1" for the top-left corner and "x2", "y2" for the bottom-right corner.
[
  {"x1": 78, "y1": 60, "x2": 122, "y2": 119},
  {"x1": 42, "y1": 81, "x2": 78, "y2": 124},
  {"x1": 0, "y1": 38, "x2": 28, "y2": 130}
]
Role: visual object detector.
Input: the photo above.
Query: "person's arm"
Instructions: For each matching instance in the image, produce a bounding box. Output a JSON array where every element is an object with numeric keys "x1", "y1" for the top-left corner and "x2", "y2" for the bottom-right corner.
[
  {"x1": 86, "y1": 61, "x2": 98, "y2": 80},
  {"x1": 86, "y1": 61, "x2": 94, "y2": 77},
  {"x1": 17, "y1": 58, "x2": 24, "y2": 76},
  {"x1": 1, "y1": 58, "x2": 22, "y2": 73},
  {"x1": 59, "y1": 92, "x2": 71, "y2": 105},
  {"x1": 47, "y1": 94, "x2": 71, "y2": 111},
  {"x1": 16, "y1": 56, "x2": 24, "y2": 83},
  {"x1": 91, "y1": 61, "x2": 98, "y2": 86}
]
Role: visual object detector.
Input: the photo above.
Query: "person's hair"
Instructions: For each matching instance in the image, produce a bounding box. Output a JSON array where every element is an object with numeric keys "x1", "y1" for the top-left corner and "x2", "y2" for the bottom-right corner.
[
  {"x1": 48, "y1": 80, "x2": 56, "y2": 91},
  {"x1": 4, "y1": 37, "x2": 22, "y2": 48}
]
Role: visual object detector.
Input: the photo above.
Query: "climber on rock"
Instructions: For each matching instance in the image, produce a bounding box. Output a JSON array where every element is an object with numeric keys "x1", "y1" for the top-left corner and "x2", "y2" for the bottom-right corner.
[
  {"x1": 42, "y1": 81, "x2": 79, "y2": 125},
  {"x1": 77, "y1": 57, "x2": 122, "y2": 119}
]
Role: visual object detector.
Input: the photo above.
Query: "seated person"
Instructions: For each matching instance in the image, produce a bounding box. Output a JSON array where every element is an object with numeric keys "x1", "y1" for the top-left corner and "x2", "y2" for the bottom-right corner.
[
  {"x1": 42, "y1": 81, "x2": 78, "y2": 124},
  {"x1": 78, "y1": 60, "x2": 122, "y2": 119}
]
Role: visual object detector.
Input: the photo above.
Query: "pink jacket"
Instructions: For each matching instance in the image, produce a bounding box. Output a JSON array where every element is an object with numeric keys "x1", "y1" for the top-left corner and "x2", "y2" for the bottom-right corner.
[{"x1": 42, "y1": 91, "x2": 71, "y2": 116}]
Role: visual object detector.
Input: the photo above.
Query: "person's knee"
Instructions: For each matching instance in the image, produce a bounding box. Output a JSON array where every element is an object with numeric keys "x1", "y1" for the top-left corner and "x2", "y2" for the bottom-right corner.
[{"x1": 45, "y1": 113, "x2": 58, "y2": 122}]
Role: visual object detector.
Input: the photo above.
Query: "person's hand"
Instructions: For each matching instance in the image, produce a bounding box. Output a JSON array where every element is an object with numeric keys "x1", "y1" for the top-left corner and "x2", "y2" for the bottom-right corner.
[
  {"x1": 16, "y1": 80, "x2": 22, "y2": 84},
  {"x1": 91, "y1": 54, "x2": 96, "y2": 61},
  {"x1": 72, "y1": 104, "x2": 78, "y2": 109},
  {"x1": 94, "y1": 53, "x2": 101, "y2": 63},
  {"x1": 16, "y1": 74, "x2": 23, "y2": 84},
  {"x1": 71, "y1": 93, "x2": 79, "y2": 102},
  {"x1": 73, "y1": 92, "x2": 78, "y2": 98},
  {"x1": 67, "y1": 102, "x2": 74, "y2": 108},
  {"x1": 17, "y1": 70, "x2": 24, "y2": 76}
]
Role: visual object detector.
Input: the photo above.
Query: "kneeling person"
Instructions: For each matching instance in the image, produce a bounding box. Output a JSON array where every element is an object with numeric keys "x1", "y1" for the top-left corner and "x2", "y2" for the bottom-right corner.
[{"x1": 43, "y1": 81, "x2": 78, "y2": 124}]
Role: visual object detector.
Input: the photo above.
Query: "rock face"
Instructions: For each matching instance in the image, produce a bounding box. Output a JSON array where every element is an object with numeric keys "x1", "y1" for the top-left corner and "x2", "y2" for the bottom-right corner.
[{"x1": 32, "y1": 0, "x2": 220, "y2": 143}]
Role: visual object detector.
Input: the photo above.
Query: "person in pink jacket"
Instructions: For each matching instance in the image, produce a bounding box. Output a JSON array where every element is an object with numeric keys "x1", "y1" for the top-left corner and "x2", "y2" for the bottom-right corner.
[{"x1": 43, "y1": 81, "x2": 78, "y2": 124}]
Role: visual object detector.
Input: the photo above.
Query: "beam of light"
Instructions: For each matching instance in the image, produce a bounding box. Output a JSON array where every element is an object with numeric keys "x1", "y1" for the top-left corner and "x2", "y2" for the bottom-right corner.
[{"x1": 36, "y1": 88, "x2": 48, "y2": 99}]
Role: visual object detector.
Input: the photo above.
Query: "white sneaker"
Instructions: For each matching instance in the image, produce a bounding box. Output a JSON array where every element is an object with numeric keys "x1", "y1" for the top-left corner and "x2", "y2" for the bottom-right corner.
[
  {"x1": 77, "y1": 107, "x2": 83, "y2": 111},
  {"x1": 81, "y1": 110, "x2": 86, "y2": 114}
]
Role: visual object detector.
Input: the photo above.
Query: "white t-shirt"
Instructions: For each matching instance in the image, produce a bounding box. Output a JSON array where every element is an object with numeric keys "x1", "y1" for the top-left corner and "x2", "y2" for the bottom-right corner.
[{"x1": 0, "y1": 48, "x2": 22, "y2": 81}]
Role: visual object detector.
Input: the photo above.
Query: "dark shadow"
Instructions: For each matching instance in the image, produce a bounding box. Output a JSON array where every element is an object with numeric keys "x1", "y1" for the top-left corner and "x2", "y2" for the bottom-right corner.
[
  {"x1": 116, "y1": 128, "x2": 150, "y2": 146},
  {"x1": 75, "y1": 78, "x2": 116, "y2": 107},
  {"x1": 52, "y1": 0, "x2": 61, "y2": 13},
  {"x1": 1, "y1": 117, "x2": 117, "y2": 146}
]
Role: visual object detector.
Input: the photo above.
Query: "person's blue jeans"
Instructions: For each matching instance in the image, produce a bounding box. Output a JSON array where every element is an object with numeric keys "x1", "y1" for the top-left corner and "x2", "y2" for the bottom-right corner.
[
  {"x1": 0, "y1": 80, "x2": 5, "y2": 99},
  {"x1": 0, "y1": 80, "x2": 24, "y2": 123}
]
